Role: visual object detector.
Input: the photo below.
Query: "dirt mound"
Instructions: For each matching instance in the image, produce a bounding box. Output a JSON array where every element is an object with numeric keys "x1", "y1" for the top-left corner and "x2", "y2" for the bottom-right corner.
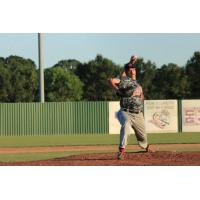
[{"x1": 1, "y1": 151, "x2": 200, "y2": 166}]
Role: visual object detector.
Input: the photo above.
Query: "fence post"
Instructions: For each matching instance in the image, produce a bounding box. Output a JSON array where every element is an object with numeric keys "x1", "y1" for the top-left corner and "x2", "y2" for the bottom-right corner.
[{"x1": 178, "y1": 99, "x2": 182, "y2": 133}]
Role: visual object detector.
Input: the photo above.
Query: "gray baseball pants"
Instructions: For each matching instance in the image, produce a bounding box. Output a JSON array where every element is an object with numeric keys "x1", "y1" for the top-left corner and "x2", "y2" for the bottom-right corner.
[{"x1": 117, "y1": 110, "x2": 148, "y2": 149}]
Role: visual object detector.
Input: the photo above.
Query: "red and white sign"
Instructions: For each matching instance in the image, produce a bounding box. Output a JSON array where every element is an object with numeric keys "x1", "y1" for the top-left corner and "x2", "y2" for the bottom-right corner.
[{"x1": 182, "y1": 100, "x2": 200, "y2": 132}]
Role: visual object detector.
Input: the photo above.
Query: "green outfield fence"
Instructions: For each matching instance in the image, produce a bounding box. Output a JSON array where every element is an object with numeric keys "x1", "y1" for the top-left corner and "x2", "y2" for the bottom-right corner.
[
  {"x1": 0, "y1": 102, "x2": 109, "y2": 136},
  {"x1": 1, "y1": 100, "x2": 200, "y2": 136}
]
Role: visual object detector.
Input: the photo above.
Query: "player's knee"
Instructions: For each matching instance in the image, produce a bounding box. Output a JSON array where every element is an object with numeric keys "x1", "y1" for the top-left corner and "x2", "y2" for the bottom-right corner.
[{"x1": 121, "y1": 122, "x2": 130, "y2": 131}]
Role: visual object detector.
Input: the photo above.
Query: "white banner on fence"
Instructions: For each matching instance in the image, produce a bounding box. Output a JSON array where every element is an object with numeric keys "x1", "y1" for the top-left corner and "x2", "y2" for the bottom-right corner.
[
  {"x1": 144, "y1": 100, "x2": 178, "y2": 133},
  {"x1": 182, "y1": 100, "x2": 200, "y2": 132},
  {"x1": 109, "y1": 101, "x2": 135, "y2": 134}
]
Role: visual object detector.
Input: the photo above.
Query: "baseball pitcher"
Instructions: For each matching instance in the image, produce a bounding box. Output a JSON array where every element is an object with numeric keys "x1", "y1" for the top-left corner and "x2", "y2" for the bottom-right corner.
[{"x1": 108, "y1": 55, "x2": 152, "y2": 160}]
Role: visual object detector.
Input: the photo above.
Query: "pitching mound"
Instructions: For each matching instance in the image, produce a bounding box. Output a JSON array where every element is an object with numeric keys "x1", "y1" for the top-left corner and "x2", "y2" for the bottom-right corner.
[{"x1": 1, "y1": 151, "x2": 200, "y2": 166}]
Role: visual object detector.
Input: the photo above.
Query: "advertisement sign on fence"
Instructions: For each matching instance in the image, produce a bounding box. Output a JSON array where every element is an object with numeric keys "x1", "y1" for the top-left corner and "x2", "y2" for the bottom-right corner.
[
  {"x1": 144, "y1": 100, "x2": 178, "y2": 133},
  {"x1": 109, "y1": 100, "x2": 178, "y2": 134},
  {"x1": 182, "y1": 100, "x2": 200, "y2": 132}
]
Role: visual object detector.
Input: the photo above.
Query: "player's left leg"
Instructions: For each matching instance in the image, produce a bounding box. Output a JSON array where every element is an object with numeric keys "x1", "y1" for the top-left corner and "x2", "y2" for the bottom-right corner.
[{"x1": 130, "y1": 112, "x2": 148, "y2": 149}]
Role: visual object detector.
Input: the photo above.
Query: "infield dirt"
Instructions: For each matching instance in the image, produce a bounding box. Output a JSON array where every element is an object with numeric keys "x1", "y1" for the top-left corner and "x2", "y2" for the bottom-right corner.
[{"x1": 0, "y1": 144, "x2": 200, "y2": 166}]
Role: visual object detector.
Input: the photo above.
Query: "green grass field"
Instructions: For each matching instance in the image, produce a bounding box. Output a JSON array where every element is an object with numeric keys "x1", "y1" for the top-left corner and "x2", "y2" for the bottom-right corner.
[
  {"x1": 0, "y1": 132, "x2": 200, "y2": 162},
  {"x1": 0, "y1": 133, "x2": 200, "y2": 147},
  {"x1": 0, "y1": 150, "x2": 114, "y2": 162}
]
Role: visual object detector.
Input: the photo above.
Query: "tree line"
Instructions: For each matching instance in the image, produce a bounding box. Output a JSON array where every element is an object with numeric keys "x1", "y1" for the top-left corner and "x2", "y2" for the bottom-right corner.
[{"x1": 0, "y1": 52, "x2": 200, "y2": 102}]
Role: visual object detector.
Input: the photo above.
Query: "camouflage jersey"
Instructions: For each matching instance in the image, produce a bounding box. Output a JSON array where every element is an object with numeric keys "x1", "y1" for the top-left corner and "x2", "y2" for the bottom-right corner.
[{"x1": 118, "y1": 77, "x2": 144, "y2": 113}]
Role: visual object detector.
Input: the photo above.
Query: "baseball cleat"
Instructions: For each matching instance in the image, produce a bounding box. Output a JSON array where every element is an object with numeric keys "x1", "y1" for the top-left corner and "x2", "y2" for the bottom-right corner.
[
  {"x1": 145, "y1": 144, "x2": 154, "y2": 153},
  {"x1": 117, "y1": 148, "x2": 125, "y2": 160}
]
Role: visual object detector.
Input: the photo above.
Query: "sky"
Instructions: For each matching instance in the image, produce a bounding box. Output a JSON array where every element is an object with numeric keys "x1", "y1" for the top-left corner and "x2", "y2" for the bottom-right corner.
[{"x1": 0, "y1": 33, "x2": 200, "y2": 68}]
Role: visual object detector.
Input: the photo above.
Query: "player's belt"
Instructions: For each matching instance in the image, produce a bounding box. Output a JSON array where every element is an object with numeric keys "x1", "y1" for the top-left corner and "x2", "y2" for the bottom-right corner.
[{"x1": 121, "y1": 108, "x2": 141, "y2": 114}]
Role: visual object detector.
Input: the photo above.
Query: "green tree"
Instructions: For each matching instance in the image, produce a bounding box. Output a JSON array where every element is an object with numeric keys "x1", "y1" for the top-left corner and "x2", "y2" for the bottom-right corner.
[
  {"x1": 152, "y1": 63, "x2": 188, "y2": 99},
  {"x1": 5, "y1": 55, "x2": 38, "y2": 102},
  {"x1": 0, "y1": 57, "x2": 11, "y2": 102},
  {"x1": 134, "y1": 58, "x2": 157, "y2": 99},
  {"x1": 53, "y1": 59, "x2": 81, "y2": 72},
  {"x1": 44, "y1": 67, "x2": 83, "y2": 101},
  {"x1": 185, "y1": 51, "x2": 200, "y2": 98},
  {"x1": 75, "y1": 54, "x2": 121, "y2": 101}
]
